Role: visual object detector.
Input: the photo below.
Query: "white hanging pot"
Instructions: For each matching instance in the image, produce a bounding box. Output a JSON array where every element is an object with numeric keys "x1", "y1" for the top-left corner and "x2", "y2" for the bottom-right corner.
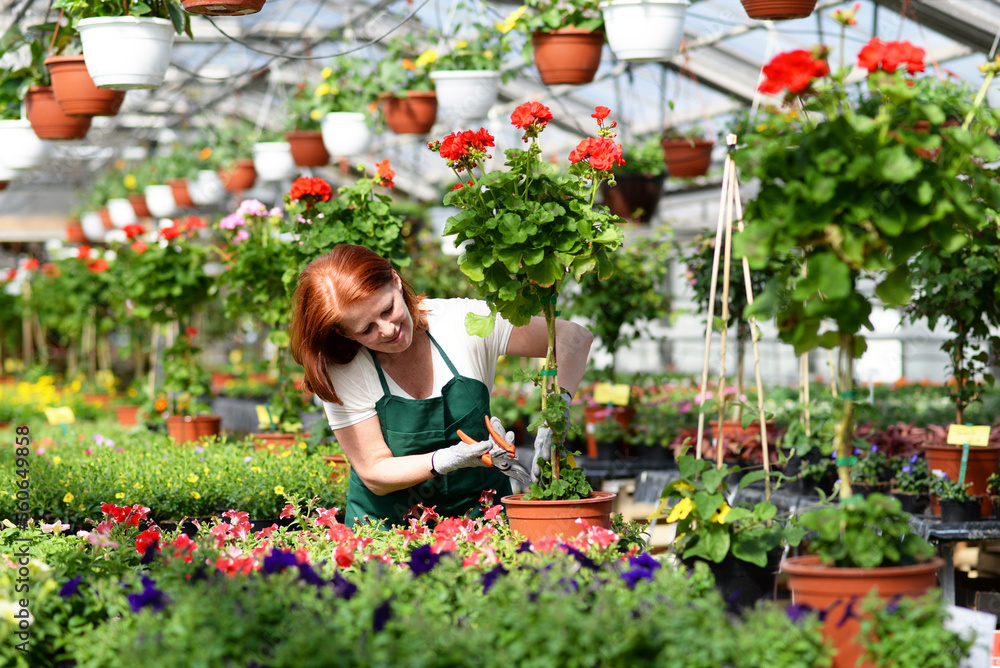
[
  {"x1": 78, "y1": 17, "x2": 176, "y2": 90},
  {"x1": 106, "y1": 198, "x2": 137, "y2": 227},
  {"x1": 321, "y1": 112, "x2": 373, "y2": 157},
  {"x1": 599, "y1": 0, "x2": 689, "y2": 61},
  {"x1": 80, "y1": 211, "x2": 106, "y2": 243},
  {"x1": 189, "y1": 169, "x2": 225, "y2": 206},
  {"x1": 0, "y1": 119, "x2": 51, "y2": 170},
  {"x1": 252, "y1": 142, "x2": 297, "y2": 182},
  {"x1": 144, "y1": 184, "x2": 179, "y2": 218},
  {"x1": 429, "y1": 71, "x2": 500, "y2": 120}
]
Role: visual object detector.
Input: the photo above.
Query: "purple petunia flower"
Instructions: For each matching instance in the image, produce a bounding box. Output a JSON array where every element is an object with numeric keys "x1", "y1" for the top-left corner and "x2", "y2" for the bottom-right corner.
[
  {"x1": 262, "y1": 548, "x2": 298, "y2": 575},
  {"x1": 786, "y1": 603, "x2": 814, "y2": 623},
  {"x1": 628, "y1": 553, "x2": 661, "y2": 572},
  {"x1": 910, "y1": 453, "x2": 920, "y2": 464},
  {"x1": 372, "y1": 597, "x2": 393, "y2": 632},
  {"x1": 59, "y1": 574, "x2": 82, "y2": 598},
  {"x1": 407, "y1": 544, "x2": 441, "y2": 576},
  {"x1": 516, "y1": 541, "x2": 533, "y2": 553},
  {"x1": 836, "y1": 595, "x2": 859, "y2": 628},
  {"x1": 870, "y1": 445, "x2": 879, "y2": 453},
  {"x1": 561, "y1": 544, "x2": 599, "y2": 571},
  {"x1": 296, "y1": 562, "x2": 325, "y2": 587},
  {"x1": 127, "y1": 576, "x2": 169, "y2": 612},
  {"x1": 902, "y1": 465, "x2": 912, "y2": 474},
  {"x1": 481, "y1": 564, "x2": 508, "y2": 594},
  {"x1": 331, "y1": 571, "x2": 357, "y2": 600},
  {"x1": 621, "y1": 567, "x2": 656, "y2": 589}
]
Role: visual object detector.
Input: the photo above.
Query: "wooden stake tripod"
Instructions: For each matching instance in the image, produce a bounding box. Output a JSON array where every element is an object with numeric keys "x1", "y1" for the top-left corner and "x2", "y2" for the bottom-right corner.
[{"x1": 693, "y1": 134, "x2": 772, "y2": 499}]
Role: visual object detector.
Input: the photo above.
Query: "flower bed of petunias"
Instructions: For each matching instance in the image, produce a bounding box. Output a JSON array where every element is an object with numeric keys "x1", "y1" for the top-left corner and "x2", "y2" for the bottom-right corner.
[
  {"x1": 0, "y1": 421, "x2": 348, "y2": 526},
  {"x1": 0, "y1": 493, "x2": 838, "y2": 668}
]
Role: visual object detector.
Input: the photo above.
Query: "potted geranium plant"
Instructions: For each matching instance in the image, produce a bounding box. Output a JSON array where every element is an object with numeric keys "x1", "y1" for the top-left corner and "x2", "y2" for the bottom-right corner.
[
  {"x1": 377, "y1": 32, "x2": 439, "y2": 134},
  {"x1": 427, "y1": 101, "x2": 625, "y2": 539},
  {"x1": 515, "y1": 0, "x2": 605, "y2": 85},
  {"x1": 52, "y1": 0, "x2": 192, "y2": 90},
  {"x1": 217, "y1": 199, "x2": 311, "y2": 447},
  {"x1": 599, "y1": 135, "x2": 666, "y2": 223}
]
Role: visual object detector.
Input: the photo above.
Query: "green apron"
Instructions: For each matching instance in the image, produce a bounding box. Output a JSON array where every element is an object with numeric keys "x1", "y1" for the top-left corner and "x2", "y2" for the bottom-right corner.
[{"x1": 344, "y1": 332, "x2": 512, "y2": 527}]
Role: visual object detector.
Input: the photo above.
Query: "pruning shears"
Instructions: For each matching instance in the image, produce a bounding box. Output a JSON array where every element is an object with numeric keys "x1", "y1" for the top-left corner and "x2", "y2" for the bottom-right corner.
[{"x1": 457, "y1": 415, "x2": 530, "y2": 484}]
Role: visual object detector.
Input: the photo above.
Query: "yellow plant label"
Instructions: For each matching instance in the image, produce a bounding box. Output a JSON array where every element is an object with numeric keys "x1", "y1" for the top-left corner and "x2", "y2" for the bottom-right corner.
[
  {"x1": 947, "y1": 424, "x2": 991, "y2": 446},
  {"x1": 44, "y1": 406, "x2": 76, "y2": 425},
  {"x1": 256, "y1": 405, "x2": 275, "y2": 429},
  {"x1": 593, "y1": 382, "x2": 631, "y2": 407}
]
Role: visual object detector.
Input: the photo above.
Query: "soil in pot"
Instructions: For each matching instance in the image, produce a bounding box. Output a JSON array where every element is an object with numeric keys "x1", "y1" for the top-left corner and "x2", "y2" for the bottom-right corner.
[
  {"x1": 502, "y1": 491, "x2": 616, "y2": 543},
  {"x1": 531, "y1": 29, "x2": 605, "y2": 85},
  {"x1": 25, "y1": 85, "x2": 92, "y2": 140}
]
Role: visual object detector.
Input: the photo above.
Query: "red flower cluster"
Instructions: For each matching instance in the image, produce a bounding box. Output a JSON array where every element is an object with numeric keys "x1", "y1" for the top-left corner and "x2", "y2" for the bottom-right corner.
[
  {"x1": 161, "y1": 225, "x2": 182, "y2": 241},
  {"x1": 510, "y1": 101, "x2": 553, "y2": 130},
  {"x1": 122, "y1": 223, "x2": 145, "y2": 239},
  {"x1": 375, "y1": 159, "x2": 395, "y2": 190},
  {"x1": 135, "y1": 528, "x2": 161, "y2": 556},
  {"x1": 758, "y1": 49, "x2": 830, "y2": 95},
  {"x1": 568, "y1": 137, "x2": 625, "y2": 172},
  {"x1": 77, "y1": 245, "x2": 91, "y2": 260},
  {"x1": 88, "y1": 258, "x2": 109, "y2": 273},
  {"x1": 101, "y1": 502, "x2": 150, "y2": 527},
  {"x1": 165, "y1": 534, "x2": 197, "y2": 563},
  {"x1": 857, "y1": 38, "x2": 925, "y2": 74},
  {"x1": 592, "y1": 106, "x2": 610, "y2": 121},
  {"x1": 131, "y1": 241, "x2": 148, "y2": 254},
  {"x1": 452, "y1": 180, "x2": 475, "y2": 191},
  {"x1": 290, "y1": 176, "x2": 332, "y2": 202},
  {"x1": 437, "y1": 129, "x2": 495, "y2": 162},
  {"x1": 22, "y1": 258, "x2": 39, "y2": 271},
  {"x1": 182, "y1": 216, "x2": 207, "y2": 231}
]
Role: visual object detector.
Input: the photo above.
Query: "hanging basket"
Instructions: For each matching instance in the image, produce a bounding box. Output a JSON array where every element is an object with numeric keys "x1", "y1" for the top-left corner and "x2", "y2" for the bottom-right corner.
[
  {"x1": 129, "y1": 193, "x2": 151, "y2": 218},
  {"x1": 220, "y1": 159, "x2": 257, "y2": 193},
  {"x1": 78, "y1": 16, "x2": 175, "y2": 90},
  {"x1": 531, "y1": 29, "x2": 604, "y2": 85},
  {"x1": 599, "y1": 0, "x2": 689, "y2": 61},
  {"x1": 25, "y1": 85, "x2": 91, "y2": 140},
  {"x1": 380, "y1": 92, "x2": 438, "y2": 134},
  {"x1": 661, "y1": 137, "x2": 714, "y2": 178},
  {"x1": 144, "y1": 184, "x2": 179, "y2": 218},
  {"x1": 429, "y1": 70, "x2": 500, "y2": 120},
  {"x1": 107, "y1": 198, "x2": 137, "y2": 227},
  {"x1": 285, "y1": 130, "x2": 330, "y2": 167},
  {"x1": 44, "y1": 54, "x2": 126, "y2": 117},
  {"x1": 67, "y1": 218, "x2": 86, "y2": 243},
  {"x1": 739, "y1": 0, "x2": 816, "y2": 21},
  {"x1": 321, "y1": 112, "x2": 374, "y2": 156},
  {"x1": 252, "y1": 142, "x2": 298, "y2": 182},
  {"x1": 80, "y1": 211, "x2": 106, "y2": 242},
  {"x1": 189, "y1": 169, "x2": 226, "y2": 206},
  {"x1": 169, "y1": 178, "x2": 196, "y2": 208},
  {"x1": 0, "y1": 120, "x2": 50, "y2": 170},
  {"x1": 599, "y1": 172, "x2": 665, "y2": 223},
  {"x1": 181, "y1": 0, "x2": 265, "y2": 16}
]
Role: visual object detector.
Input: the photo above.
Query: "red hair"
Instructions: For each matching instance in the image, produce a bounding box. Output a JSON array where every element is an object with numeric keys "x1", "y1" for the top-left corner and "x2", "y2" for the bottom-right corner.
[{"x1": 290, "y1": 245, "x2": 425, "y2": 404}]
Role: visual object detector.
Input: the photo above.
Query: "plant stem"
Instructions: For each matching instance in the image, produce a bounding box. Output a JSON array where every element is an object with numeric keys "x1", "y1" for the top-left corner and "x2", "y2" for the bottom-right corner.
[
  {"x1": 834, "y1": 332, "x2": 855, "y2": 501},
  {"x1": 543, "y1": 300, "x2": 560, "y2": 481}
]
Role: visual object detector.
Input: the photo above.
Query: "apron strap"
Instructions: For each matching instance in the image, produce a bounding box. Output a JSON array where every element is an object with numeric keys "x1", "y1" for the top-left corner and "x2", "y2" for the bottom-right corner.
[{"x1": 369, "y1": 331, "x2": 461, "y2": 396}]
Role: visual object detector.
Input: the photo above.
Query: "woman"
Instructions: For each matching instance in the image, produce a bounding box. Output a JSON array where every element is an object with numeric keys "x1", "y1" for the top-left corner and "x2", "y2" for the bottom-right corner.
[{"x1": 290, "y1": 244, "x2": 593, "y2": 527}]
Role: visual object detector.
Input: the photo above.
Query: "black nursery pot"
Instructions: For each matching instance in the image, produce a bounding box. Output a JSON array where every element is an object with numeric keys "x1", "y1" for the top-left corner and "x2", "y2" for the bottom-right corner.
[
  {"x1": 685, "y1": 549, "x2": 782, "y2": 614},
  {"x1": 939, "y1": 499, "x2": 982, "y2": 523},
  {"x1": 892, "y1": 492, "x2": 929, "y2": 516}
]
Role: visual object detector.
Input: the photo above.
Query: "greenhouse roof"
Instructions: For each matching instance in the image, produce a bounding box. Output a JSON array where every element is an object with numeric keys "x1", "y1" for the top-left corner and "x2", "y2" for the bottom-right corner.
[{"x1": 1, "y1": 0, "x2": 999, "y2": 230}]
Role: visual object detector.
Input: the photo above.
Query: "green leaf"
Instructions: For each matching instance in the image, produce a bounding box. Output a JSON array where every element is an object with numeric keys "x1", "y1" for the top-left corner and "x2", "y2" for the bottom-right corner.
[
  {"x1": 737, "y1": 469, "x2": 768, "y2": 491},
  {"x1": 874, "y1": 266, "x2": 912, "y2": 306},
  {"x1": 464, "y1": 312, "x2": 496, "y2": 338},
  {"x1": 731, "y1": 526, "x2": 781, "y2": 567}
]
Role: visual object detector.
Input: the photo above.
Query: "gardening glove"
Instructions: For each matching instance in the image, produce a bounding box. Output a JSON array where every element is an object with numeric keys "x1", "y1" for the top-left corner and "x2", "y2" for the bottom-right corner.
[
  {"x1": 433, "y1": 417, "x2": 531, "y2": 485},
  {"x1": 531, "y1": 392, "x2": 573, "y2": 484}
]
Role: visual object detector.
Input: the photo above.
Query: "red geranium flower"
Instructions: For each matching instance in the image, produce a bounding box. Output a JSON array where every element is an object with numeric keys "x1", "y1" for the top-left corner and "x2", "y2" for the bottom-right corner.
[
  {"x1": 131, "y1": 240, "x2": 148, "y2": 254},
  {"x1": 592, "y1": 106, "x2": 610, "y2": 120},
  {"x1": 77, "y1": 245, "x2": 91, "y2": 260},
  {"x1": 568, "y1": 136, "x2": 625, "y2": 172},
  {"x1": 23, "y1": 258, "x2": 39, "y2": 271},
  {"x1": 183, "y1": 215, "x2": 207, "y2": 231},
  {"x1": 759, "y1": 49, "x2": 830, "y2": 95},
  {"x1": 289, "y1": 176, "x2": 332, "y2": 202},
  {"x1": 88, "y1": 258, "x2": 109, "y2": 273},
  {"x1": 161, "y1": 225, "x2": 182, "y2": 241},
  {"x1": 375, "y1": 159, "x2": 395, "y2": 190},
  {"x1": 858, "y1": 37, "x2": 925, "y2": 74},
  {"x1": 184, "y1": 326, "x2": 197, "y2": 338},
  {"x1": 122, "y1": 223, "x2": 145, "y2": 239},
  {"x1": 510, "y1": 101, "x2": 553, "y2": 129}
]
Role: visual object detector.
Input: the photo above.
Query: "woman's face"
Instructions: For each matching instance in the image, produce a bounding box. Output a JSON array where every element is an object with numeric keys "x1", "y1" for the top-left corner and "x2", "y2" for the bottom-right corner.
[{"x1": 338, "y1": 273, "x2": 413, "y2": 354}]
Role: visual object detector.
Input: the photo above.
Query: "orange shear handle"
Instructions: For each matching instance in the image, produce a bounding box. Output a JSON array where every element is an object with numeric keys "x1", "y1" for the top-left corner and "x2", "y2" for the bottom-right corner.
[{"x1": 456, "y1": 415, "x2": 516, "y2": 466}]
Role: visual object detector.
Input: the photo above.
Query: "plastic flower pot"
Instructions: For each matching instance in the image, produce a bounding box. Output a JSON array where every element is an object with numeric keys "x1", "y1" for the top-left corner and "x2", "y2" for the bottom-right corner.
[
  {"x1": 0, "y1": 119, "x2": 50, "y2": 170},
  {"x1": 25, "y1": 85, "x2": 92, "y2": 140},
  {"x1": 501, "y1": 491, "x2": 616, "y2": 542},
  {"x1": 252, "y1": 142, "x2": 298, "y2": 181},
  {"x1": 429, "y1": 70, "x2": 500, "y2": 120},
  {"x1": 128, "y1": 193, "x2": 152, "y2": 218},
  {"x1": 600, "y1": 0, "x2": 689, "y2": 61},
  {"x1": 144, "y1": 184, "x2": 180, "y2": 218},
  {"x1": 114, "y1": 404, "x2": 141, "y2": 426},
  {"x1": 321, "y1": 112, "x2": 374, "y2": 156},
  {"x1": 661, "y1": 138, "x2": 714, "y2": 177},
  {"x1": 189, "y1": 169, "x2": 226, "y2": 206},
  {"x1": 531, "y1": 29, "x2": 605, "y2": 85},
  {"x1": 80, "y1": 211, "x2": 105, "y2": 242},
  {"x1": 181, "y1": 0, "x2": 264, "y2": 15},
  {"x1": 250, "y1": 432, "x2": 309, "y2": 452},
  {"x1": 939, "y1": 498, "x2": 982, "y2": 522},
  {"x1": 78, "y1": 16, "x2": 176, "y2": 90},
  {"x1": 924, "y1": 443, "x2": 1000, "y2": 517},
  {"x1": 285, "y1": 130, "x2": 330, "y2": 167},
  {"x1": 166, "y1": 414, "x2": 222, "y2": 444},
  {"x1": 220, "y1": 159, "x2": 257, "y2": 193},
  {"x1": 739, "y1": 0, "x2": 816, "y2": 20},
  {"x1": 44, "y1": 54, "x2": 126, "y2": 116},
  {"x1": 380, "y1": 92, "x2": 438, "y2": 134},
  {"x1": 107, "y1": 198, "x2": 137, "y2": 227},
  {"x1": 599, "y1": 172, "x2": 665, "y2": 223}
]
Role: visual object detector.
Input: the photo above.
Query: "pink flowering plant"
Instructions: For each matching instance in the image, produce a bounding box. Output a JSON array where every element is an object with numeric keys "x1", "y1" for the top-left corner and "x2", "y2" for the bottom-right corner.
[{"x1": 428, "y1": 102, "x2": 625, "y2": 500}]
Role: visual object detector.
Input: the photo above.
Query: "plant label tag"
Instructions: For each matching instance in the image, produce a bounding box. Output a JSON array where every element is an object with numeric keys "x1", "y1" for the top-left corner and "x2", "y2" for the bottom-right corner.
[
  {"x1": 256, "y1": 405, "x2": 275, "y2": 429},
  {"x1": 944, "y1": 604, "x2": 994, "y2": 667},
  {"x1": 947, "y1": 425, "x2": 991, "y2": 447},
  {"x1": 593, "y1": 382, "x2": 631, "y2": 407},
  {"x1": 44, "y1": 406, "x2": 75, "y2": 425}
]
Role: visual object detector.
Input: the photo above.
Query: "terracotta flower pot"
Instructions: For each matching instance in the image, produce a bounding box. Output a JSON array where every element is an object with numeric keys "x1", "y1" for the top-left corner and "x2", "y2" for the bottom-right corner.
[
  {"x1": 583, "y1": 405, "x2": 635, "y2": 458},
  {"x1": 531, "y1": 29, "x2": 605, "y2": 85},
  {"x1": 98, "y1": 207, "x2": 114, "y2": 230},
  {"x1": 67, "y1": 219, "x2": 86, "y2": 243},
  {"x1": 166, "y1": 414, "x2": 222, "y2": 444},
  {"x1": 44, "y1": 55, "x2": 126, "y2": 117},
  {"x1": 221, "y1": 159, "x2": 257, "y2": 193},
  {"x1": 924, "y1": 443, "x2": 1000, "y2": 517},
  {"x1": 599, "y1": 172, "x2": 665, "y2": 223},
  {"x1": 285, "y1": 130, "x2": 330, "y2": 167},
  {"x1": 25, "y1": 85, "x2": 91, "y2": 140},
  {"x1": 380, "y1": 91, "x2": 438, "y2": 134},
  {"x1": 739, "y1": 0, "x2": 816, "y2": 20},
  {"x1": 182, "y1": 0, "x2": 264, "y2": 15},
  {"x1": 250, "y1": 432, "x2": 309, "y2": 452},
  {"x1": 129, "y1": 193, "x2": 152, "y2": 218},
  {"x1": 502, "y1": 491, "x2": 616, "y2": 542},
  {"x1": 169, "y1": 178, "x2": 195, "y2": 208},
  {"x1": 782, "y1": 554, "x2": 943, "y2": 668},
  {"x1": 114, "y1": 404, "x2": 141, "y2": 426},
  {"x1": 661, "y1": 138, "x2": 714, "y2": 178}
]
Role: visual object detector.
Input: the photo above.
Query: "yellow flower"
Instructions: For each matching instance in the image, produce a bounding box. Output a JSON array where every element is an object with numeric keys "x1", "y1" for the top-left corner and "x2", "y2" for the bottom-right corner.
[
  {"x1": 414, "y1": 49, "x2": 438, "y2": 68},
  {"x1": 710, "y1": 502, "x2": 732, "y2": 524},
  {"x1": 52, "y1": 457, "x2": 61, "y2": 465},
  {"x1": 666, "y1": 497, "x2": 694, "y2": 523},
  {"x1": 274, "y1": 486, "x2": 285, "y2": 495},
  {"x1": 115, "y1": 492, "x2": 124, "y2": 499},
  {"x1": 190, "y1": 491, "x2": 201, "y2": 499},
  {"x1": 674, "y1": 481, "x2": 695, "y2": 492},
  {"x1": 297, "y1": 442, "x2": 307, "y2": 449},
  {"x1": 497, "y1": 5, "x2": 527, "y2": 33},
  {"x1": 123, "y1": 174, "x2": 138, "y2": 190},
  {"x1": 321, "y1": 66, "x2": 333, "y2": 79},
  {"x1": 309, "y1": 109, "x2": 323, "y2": 121},
  {"x1": 133, "y1": 483, "x2": 143, "y2": 489},
  {"x1": 483, "y1": 50, "x2": 494, "y2": 60},
  {"x1": 79, "y1": 506, "x2": 86, "y2": 512},
  {"x1": 455, "y1": 40, "x2": 468, "y2": 49},
  {"x1": 251, "y1": 466, "x2": 261, "y2": 473},
  {"x1": 63, "y1": 492, "x2": 73, "y2": 503},
  {"x1": 314, "y1": 82, "x2": 330, "y2": 97},
  {"x1": 187, "y1": 474, "x2": 199, "y2": 484}
]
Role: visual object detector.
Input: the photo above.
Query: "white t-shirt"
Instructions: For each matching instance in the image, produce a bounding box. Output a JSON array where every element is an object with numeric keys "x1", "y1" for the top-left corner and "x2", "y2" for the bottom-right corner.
[{"x1": 322, "y1": 298, "x2": 514, "y2": 430}]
